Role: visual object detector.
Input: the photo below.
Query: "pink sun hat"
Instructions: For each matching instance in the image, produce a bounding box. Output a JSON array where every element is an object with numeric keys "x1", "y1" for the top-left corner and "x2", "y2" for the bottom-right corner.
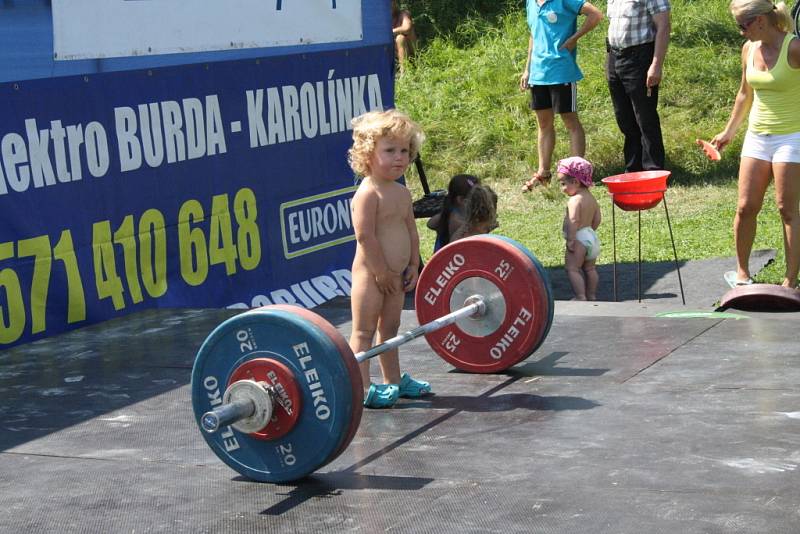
[{"x1": 557, "y1": 156, "x2": 594, "y2": 187}]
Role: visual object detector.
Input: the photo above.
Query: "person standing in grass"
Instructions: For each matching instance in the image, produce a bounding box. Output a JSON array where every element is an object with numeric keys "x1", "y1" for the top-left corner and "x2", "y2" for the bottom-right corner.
[
  {"x1": 711, "y1": 0, "x2": 800, "y2": 289},
  {"x1": 392, "y1": 0, "x2": 417, "y2": 74},
  {"x1": 520, "y1": 0, "x2": 603, "y2": 191},
  {"x1": 605, "y1": 0, "x2": 671, "y2": 173}
]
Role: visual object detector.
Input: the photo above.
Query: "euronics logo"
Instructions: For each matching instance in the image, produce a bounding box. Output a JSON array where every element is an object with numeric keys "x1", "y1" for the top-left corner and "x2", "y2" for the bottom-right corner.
[{"x1": 280, "y1": 186, "x2": 356, "y2": 259}]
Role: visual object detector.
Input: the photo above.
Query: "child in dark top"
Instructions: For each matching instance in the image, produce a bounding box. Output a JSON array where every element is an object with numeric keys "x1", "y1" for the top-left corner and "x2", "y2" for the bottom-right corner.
[
  {"x1": 426, "y1": 174, "x2": 479, "y2": 251},
  {"x1": 451, "y1": 185, "x2": 499, "y2": 241}
]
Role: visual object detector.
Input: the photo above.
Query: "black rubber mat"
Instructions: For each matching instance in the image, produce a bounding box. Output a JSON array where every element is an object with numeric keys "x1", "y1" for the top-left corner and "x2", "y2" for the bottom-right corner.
[{"x1": 1, "y1": 304, "x2": 799, "y2": 533}]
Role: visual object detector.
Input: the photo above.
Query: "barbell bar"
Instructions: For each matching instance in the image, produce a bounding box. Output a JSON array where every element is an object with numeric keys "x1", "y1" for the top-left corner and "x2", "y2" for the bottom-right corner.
[
  {"x1": 191, "y1": 235, "x2": 554, "y2": 482},
  {"x1": 201, "y1": 386, "x2": 266, "y2": 433},
  {"x1": 201, "y1": 294, "x2": 487, "y2": 433},
  {"x1": 354, "y1": 295, "x2": 485, "y2": 362}
]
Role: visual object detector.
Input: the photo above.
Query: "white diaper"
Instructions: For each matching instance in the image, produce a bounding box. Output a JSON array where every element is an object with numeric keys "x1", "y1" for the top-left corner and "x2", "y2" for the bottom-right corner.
[{"x1": 575, "y1": 227, "x2": 601, "y2": 260}]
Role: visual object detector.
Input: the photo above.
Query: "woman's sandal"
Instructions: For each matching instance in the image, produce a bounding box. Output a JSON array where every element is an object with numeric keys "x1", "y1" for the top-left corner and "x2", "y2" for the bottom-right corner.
[
  {"x1": 724, "y1": 271, "x2": 754, "y2": 289},
  {"x1": 521, "y1": 171, "x2": 551, "y2": 191}
]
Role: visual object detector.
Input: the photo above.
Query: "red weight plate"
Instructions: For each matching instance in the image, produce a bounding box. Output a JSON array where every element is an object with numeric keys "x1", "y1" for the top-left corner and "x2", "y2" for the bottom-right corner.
[
  {"x1": 718, "y1": 284, "x2": 800, "y2": 312},
  {"x1": 267, "y1": 304, "x2": 363, "y2": 464},
  {"x1": 483, "y1": 235, "x2": 555, "y2": 356},
  {"x1": 228, "y1": 358, "x2": 302, "y2": 440},
  {"x1": 415, "y1": 235, "x2": 549, "y2": 373}
]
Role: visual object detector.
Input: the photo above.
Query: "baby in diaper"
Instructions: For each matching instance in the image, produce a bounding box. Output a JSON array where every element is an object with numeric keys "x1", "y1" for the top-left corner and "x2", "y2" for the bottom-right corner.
[{"x1": 558, "y1": 156, "x2": 601, "y2": 300}]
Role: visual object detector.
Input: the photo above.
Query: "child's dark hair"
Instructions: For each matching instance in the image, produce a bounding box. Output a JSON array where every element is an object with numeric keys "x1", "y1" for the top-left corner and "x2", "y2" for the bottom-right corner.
[
  {"x1": 464, "y1": 185, "x2": 498, "y2": 227},
  {"x1": 436, "y1": 174, "x2": 479, "y2": 247}
]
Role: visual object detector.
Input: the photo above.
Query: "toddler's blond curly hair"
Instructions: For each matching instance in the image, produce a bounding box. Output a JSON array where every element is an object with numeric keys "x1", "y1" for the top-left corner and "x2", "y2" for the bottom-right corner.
[{"x1": 348, "y1": 109, "x2": 425, "y2": 177}]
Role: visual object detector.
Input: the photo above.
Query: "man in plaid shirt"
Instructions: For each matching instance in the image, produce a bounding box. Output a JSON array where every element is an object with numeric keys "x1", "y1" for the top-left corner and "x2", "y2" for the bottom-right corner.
[{"x1": 605, "y1": 0, "x2": 671, "y2": 172}]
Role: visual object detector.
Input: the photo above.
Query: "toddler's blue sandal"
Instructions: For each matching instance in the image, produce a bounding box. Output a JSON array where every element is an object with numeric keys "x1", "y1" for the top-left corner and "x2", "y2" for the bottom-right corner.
[
  {"x1": 398, "y1": 373, "x2": 431, "y2": 398},
  {"x1": 363, "y1": 383, "x2": 399, "y2": 408}
]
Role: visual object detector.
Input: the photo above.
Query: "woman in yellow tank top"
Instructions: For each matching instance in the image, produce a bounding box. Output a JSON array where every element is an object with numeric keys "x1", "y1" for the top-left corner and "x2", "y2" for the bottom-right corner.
[{"x1": 711, "y1": 0, "x2": 800, "y2": 289}]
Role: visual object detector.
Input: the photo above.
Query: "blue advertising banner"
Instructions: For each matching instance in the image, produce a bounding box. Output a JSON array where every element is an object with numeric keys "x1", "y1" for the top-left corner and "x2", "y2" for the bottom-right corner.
[{"x1": 0, "y1": 42, "x2": 395, "y2": 349}]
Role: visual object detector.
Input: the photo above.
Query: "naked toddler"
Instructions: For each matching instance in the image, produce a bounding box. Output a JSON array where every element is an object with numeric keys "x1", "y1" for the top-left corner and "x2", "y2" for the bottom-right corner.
[{"x1": 347, "y1": 109, "x2": 432, "y2": 408}]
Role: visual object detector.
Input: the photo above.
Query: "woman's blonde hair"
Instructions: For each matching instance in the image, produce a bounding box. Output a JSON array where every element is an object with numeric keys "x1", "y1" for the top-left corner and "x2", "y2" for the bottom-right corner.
[
  {"x1": 730, "y1": 0, "x2": 795, "y2": 33},
  {"x1": 348, "y1": 109, "x2": 425, "y2": 177}
]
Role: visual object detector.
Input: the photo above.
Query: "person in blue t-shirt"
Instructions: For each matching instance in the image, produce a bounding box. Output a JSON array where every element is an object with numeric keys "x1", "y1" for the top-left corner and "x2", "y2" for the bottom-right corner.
[{"x1": 520, "y1": 0, "x2": 603, "y2": 191}]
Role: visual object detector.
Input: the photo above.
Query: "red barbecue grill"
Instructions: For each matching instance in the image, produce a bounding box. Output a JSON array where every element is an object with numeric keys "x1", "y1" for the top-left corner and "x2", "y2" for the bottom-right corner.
[{"x1": 601, "y1": 170, "x2": 685, "y2": 304}]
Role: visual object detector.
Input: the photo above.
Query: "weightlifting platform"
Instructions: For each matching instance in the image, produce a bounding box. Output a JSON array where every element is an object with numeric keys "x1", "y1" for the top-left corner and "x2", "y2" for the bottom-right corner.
[{"x1": 1, "y1": 299, "x2": 799, "y2": 533}]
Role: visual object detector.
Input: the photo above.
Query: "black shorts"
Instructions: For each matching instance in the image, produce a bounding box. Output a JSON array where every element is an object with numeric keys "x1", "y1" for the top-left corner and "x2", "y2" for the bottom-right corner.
[{"x1": 529, "y1": 82, "x2": 578, "y2": 113}]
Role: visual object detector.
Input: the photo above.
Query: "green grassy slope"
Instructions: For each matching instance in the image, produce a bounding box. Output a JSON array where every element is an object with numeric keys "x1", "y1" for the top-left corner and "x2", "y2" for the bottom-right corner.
[{"x1": 396, "y1": 1, "x2": 789, "y2": 283}]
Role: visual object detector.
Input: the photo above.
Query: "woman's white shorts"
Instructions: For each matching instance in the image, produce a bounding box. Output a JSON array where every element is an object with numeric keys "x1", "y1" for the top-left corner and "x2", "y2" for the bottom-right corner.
[{"x1": 741, "y1": 130, "x2": 800, "y2": 164}]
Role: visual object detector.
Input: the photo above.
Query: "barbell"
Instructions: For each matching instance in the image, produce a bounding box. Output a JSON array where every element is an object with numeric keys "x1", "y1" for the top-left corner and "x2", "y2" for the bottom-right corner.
[{"x1": 191, "y1": 235, "x2": 554, "y2": 482}]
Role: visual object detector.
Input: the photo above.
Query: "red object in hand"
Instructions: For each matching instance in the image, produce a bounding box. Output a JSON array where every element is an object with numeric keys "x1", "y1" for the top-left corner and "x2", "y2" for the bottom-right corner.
[
  {"x1": 601, "y1": 170, "x2": 671, "y2": 211},
  {"x1": 696, "y1": 139, "x2": 721, "y2": 161}
]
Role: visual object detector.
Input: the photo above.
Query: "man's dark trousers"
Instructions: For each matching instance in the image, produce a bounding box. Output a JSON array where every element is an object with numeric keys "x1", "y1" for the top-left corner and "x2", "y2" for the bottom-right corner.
[{"x1": 606, "y1": 41, "x2": 665, "y2": 171}]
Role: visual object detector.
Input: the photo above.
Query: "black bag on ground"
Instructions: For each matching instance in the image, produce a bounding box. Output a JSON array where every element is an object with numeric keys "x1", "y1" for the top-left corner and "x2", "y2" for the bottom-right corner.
[{"x1": 410, "y1": 156, "x2": 446, "y2": 218}]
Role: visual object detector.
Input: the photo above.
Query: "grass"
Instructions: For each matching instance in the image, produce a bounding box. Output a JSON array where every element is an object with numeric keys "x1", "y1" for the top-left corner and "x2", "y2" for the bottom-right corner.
[{"x1": 395, "y1": 1, "x2": 789, "y2": 284}]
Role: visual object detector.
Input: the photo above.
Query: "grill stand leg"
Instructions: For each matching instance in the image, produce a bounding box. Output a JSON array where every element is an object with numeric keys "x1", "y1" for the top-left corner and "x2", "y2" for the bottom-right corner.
[
  {"x1": 663, "y1": 194, "x2": 686, "y2": 305},
  {"x1": 612, "y1": 197, "x2": 617, "y2": 302},
  {"x1": 638, "y1": 209, "x2": 642, "y2": 302}
]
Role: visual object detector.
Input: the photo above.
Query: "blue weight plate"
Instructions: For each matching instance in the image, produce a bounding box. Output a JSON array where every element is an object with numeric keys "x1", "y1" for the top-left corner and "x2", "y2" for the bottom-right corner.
[
  {"x1": 191, "y1": 307, "x2": 354, "y2": 483},
  {"x1": 487, "y1": 235, "x2": 554, "y2": 353},
  {"x1": 267, "y1": 304, "x2": 363, "y2": 469}
]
